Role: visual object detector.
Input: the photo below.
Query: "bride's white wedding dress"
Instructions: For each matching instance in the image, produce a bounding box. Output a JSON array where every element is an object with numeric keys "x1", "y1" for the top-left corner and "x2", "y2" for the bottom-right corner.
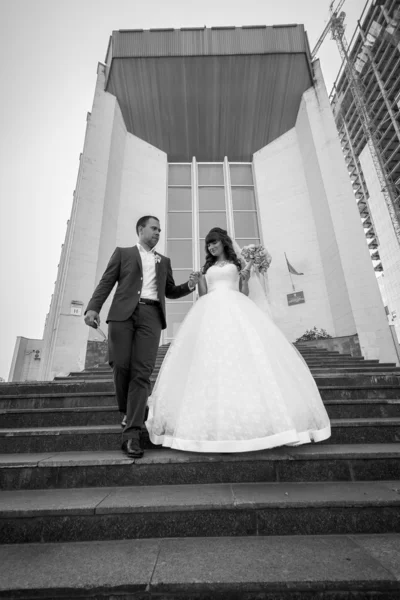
[{"x1": 145, "y1": 263, "x2": 331, "y2": 452}]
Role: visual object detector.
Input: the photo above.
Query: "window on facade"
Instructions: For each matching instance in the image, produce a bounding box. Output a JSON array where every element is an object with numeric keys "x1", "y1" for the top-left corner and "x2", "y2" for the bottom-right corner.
[
  {"x1": 168, "y1": 187, "x2": 191, "y2": 211},
  {"x1": 167, "y1": 240, "x2": 193, "y2": 268},
  {"x1": 233, "y1": 212, "x2": 259, "y2": 239},
  {"x1": 198, "y1": 164, "x2": 224, "y2": 185},
  {"x1": 169, "y1": 164, "x2": 191, "y2": 185},
  {"x1": 198, "y1": 187, "x2": 225, "y2": 210},
  {"x1": 165, "y1": 161, "x2": 261, "y2": 341},
  {"x1": 167, "y1": 167, "x2": 194, "y2": 313},
  {"x1": 167, "y1": 212, "x2": 192, "y2": 238},
  {"x1": 232, "y1": 187, "x2": 256, "y2": 210},
  {"x1": 199, "y1": 212, "x2": 227, "y2": 237},
  {"x1": 230, "y1": 164, "x2": 253, "y2": 185},
  {"x1": 198, "y1": 165, "x2": 226, "y2": 263}
]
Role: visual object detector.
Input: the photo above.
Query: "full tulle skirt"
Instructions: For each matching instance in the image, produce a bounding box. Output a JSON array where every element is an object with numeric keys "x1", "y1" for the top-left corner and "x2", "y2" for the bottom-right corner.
[{"x1": 145, "y1": 288, "x2": 331, "y2": 452}]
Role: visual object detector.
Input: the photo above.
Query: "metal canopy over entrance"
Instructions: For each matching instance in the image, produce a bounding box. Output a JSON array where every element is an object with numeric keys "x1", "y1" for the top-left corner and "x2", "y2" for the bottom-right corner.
[{"x1": 105, "y1": 26, "x2": 314, "y2": 161}]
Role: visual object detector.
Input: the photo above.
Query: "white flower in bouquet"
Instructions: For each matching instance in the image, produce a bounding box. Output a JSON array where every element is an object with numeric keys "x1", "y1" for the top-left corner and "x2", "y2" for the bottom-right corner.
[{"x1": 241, "y1": 244, "x2": 272, "y2": 274}]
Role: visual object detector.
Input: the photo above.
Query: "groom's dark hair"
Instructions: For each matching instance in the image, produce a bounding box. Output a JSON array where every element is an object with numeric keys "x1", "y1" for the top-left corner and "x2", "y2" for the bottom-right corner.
[{"x1": 136, "y1": 215, "x2": 160, "y2": 234}]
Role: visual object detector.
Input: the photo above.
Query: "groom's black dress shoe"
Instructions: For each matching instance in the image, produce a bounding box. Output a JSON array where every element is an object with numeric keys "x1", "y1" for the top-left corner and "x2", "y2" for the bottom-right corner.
[{"x1": 121, "y1": 438, "x2": 144, "y2": 458}]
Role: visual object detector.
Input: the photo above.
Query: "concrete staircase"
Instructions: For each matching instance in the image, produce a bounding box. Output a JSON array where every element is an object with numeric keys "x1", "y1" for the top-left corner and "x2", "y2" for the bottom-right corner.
[{"x1": 1, "y1": 344, "x2": 400, "y2": 598}]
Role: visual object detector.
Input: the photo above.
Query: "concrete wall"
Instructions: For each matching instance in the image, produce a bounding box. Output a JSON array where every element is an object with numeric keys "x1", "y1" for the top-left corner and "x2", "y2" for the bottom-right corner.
[
  {"x1": 117, "y1": 135, "x2": 167, "y2": 250},
  {"x1": 253, "y1": 128, "x2": 335, "y2": 342},
  {"x1": 40, "y1": 64, "x2": 167, "y2": 379},
  {"x1": 9, "y1": 338, "x2": 43, "y2": 382},
  {"x1": 359, "y1": 144, "x2": 400, "y2": 343}
]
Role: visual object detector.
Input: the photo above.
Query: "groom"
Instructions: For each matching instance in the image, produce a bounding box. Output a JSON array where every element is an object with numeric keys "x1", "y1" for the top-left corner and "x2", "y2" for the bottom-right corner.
[{"x1": 84, "y1": 216, "x2": 198, "y2": 458}]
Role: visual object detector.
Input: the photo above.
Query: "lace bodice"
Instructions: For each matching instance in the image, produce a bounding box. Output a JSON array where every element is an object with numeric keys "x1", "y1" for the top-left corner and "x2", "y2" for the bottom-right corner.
[{"x1": 206, "y1": 263, "x2": 240, "y2": 293}]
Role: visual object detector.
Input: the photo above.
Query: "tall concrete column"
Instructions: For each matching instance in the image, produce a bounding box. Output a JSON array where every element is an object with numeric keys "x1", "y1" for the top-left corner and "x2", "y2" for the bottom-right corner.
[
  {"x1": 40, "y1": 64, "x2": 124, "y2": 379},
  {"x1": 360, "y1": 144, "x2": 400, "y2": 343}
]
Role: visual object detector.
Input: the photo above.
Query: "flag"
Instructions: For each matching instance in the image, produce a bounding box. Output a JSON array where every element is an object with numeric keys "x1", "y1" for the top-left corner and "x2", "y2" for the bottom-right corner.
[{"x1": 285, "y1": 254, "x2": 303, "y2": 276}]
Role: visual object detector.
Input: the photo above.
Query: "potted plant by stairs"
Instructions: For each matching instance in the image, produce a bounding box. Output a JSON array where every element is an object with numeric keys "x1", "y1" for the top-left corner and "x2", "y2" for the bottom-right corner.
[{"x1": 295, "y1": 327, "x2": 332, "y2": 343}]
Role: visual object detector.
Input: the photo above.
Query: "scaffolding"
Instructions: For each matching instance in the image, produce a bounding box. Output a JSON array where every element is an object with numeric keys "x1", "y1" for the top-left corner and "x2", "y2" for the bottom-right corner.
[{"x1": 314, "y1": 0, "x2": 400, "y2": 272}]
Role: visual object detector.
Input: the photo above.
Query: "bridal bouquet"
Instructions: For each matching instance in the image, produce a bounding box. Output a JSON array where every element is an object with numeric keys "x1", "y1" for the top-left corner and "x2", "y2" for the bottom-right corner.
[{"x1": 241, "y1": 244, "x2": 272, "y2": 274}]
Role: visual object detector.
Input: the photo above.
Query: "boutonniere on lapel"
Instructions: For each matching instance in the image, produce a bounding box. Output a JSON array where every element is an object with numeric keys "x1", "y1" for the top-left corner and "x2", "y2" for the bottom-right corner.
[{"x1": 153, "y1": 252, "x2": 162, "y2": 265}]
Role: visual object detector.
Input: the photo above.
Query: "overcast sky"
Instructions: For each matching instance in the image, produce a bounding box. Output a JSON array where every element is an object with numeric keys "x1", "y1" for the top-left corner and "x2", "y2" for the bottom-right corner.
[{"x1": 0, "y1": 0, "x2": 368, "y2": 380}]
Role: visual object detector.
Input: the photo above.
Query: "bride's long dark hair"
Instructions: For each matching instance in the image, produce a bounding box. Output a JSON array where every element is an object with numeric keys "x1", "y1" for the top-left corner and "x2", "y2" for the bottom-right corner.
[{"x1": 202, "y1": 228, "x2": 242, "y2": 274}]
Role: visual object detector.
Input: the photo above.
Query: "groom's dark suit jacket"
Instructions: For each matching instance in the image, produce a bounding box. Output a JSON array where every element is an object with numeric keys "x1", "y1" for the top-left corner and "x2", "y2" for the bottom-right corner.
[{"x1": 85, "y1": 246, "x2": 192, "y2": 330}]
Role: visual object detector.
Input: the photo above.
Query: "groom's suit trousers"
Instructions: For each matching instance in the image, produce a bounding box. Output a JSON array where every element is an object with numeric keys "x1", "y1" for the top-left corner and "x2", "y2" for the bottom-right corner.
[{"x1": 108, "y1": 303, "x2": 162, "y2": 442}]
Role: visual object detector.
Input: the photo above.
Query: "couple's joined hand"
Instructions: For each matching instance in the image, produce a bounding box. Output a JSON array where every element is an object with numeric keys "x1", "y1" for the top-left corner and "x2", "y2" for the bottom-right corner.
[{"x1": 189, "y1": 271, "x2": 201, "y2": 287}]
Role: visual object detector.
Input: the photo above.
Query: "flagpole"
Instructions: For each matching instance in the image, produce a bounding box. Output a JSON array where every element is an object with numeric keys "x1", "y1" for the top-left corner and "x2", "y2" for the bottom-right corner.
[{"x1": 285, "y1": 253, "x2": 296, "y2": 292}]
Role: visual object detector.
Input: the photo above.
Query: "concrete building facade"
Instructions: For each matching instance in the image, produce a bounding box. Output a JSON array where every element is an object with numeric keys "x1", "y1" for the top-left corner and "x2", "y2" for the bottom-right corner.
[
  {"x1": 8, "y1": 338, "x2": 43, "y2": 382},
  {"x1": 330, "y1": 0, "x2": 400, "y2": 338},
  {"x1": 11, "y1": 24, "x2": 398, "y2": 380}
]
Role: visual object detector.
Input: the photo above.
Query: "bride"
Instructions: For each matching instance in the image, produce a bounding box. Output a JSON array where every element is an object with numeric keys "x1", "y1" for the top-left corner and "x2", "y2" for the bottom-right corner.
[{"x1": 145, "y1": 227, "x2": 331, "y2": 452}]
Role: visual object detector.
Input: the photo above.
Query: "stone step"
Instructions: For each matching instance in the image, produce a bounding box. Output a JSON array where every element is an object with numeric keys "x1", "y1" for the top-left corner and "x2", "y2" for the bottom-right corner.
[
  {"x1": 1, "y1": 387, "x2": 400, "y2": 412},
  {"x1": 310, "y1": 365, "x2": 396, "y2": 371},
  {"x1": 311, "y1": 368, "x2": 400, "y2": 374},
  {"x1": 1, "y1": 480, "x2": 400, "y2": 544},
  {"x1": 304, "y1": 360, "x2": 376, "y2": 364},
  {"x1": 2, "y1": 399, "x2": 400, "y2": 428},
  {"x1": 304, "y1": 360, "x2": 379, "y2": 365},
  {"x1": 8, "y1": 533, "x2": 400, "y2": 597},
  {"x1": 55, "y1": 373, "x2": 114, "y2": 380},
  {"x1": 326, "y1": 399, "x2": 400, "y2": 419},
  {"x1": 0, "y1": 406, "x2": 122, "y2": 428},
  {"x1": 58, "y1": 353, "x2": 384, "y2": 374},
  {"x1": 51, "y1": 371, "x2": 400, "y2": 386},
  {"x1": 73, "y1": 358, "x2": 382, "y2": 371},
  {"x1": 319, "y1": 386, "x2": 400, "y2": 400},
  {"x1": 1, "y1": 444, "x2": 400, "y2": 491},
  {"x1": 0, "y1": 392, "x2": 117, "y2": 410},
  {"x1": 1, "y1": 534, "x2": 399, "y2": 599},
  {"x1": 302, "y1": 356, "x2": 365, "y2": 361},
  {"x1": 3, "y1": 370, "x2": 400, "y2": 395},
  {"x1": 302, "y1": 356, "x2": 353, "y2": 361},
  {"x1": 314, "y1": 374, "x2": 400, "y2": 386},
  {"x1": 1, "y1": 418, "x2": 400, "y2": 453},
  {"x1": 64, "y1": 365, "x2": 400, "y2": 381},
  {"x1": 298, "y1": 352, "x2": 352, "y2": 357},
  {"x1": 0, "y1": 381, "x2": 115, "y2": 396}
]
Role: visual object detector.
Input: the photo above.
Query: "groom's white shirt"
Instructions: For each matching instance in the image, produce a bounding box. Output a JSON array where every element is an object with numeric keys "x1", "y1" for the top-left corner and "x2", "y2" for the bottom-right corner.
[{"x1": 137, "y1": 243, "x2": 159, "y2": 301}]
